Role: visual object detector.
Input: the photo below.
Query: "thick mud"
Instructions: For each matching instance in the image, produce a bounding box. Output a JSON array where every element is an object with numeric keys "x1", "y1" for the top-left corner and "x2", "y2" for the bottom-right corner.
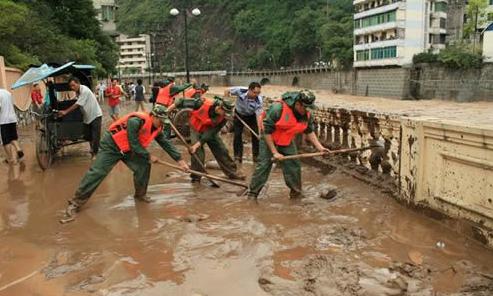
[{"x1": 1, "y1": 104, "x2": 493, "y2": 295}]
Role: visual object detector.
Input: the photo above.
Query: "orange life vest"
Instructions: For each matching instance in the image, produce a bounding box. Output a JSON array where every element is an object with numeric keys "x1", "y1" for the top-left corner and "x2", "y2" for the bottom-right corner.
[
  {"x1": 156, "y1": 83, "x2": 174, "y2": 107},
  {"x1": 185, "y1": 88, "x2": 201, "y2": 98},
  {"x1": 271, "y1": 101, "x2": 310, "y2": 146},
  {"x1": 189, "y1": 98, "x2": 225, "y2": 133},
  {"x1": 109, "y1": 112, "x2": 162, "y2": 153}
]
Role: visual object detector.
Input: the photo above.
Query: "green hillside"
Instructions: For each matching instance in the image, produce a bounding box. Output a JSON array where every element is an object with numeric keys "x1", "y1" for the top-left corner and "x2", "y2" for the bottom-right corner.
[{"x1": 116, "y1": 0, "x2": 353, "y2": 71}]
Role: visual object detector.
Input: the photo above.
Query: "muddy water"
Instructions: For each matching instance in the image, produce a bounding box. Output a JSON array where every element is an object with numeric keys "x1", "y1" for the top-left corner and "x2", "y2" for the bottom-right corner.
[
  {"x1": 1, "y1": 122, "x2": 493, "y2": 295},
  {"x1": 213, "y1": 86, "x2": 493, "y2": 127}
]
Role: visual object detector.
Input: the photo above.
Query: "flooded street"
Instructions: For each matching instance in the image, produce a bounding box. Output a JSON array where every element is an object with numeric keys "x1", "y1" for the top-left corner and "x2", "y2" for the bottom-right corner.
[{"x1": 1, "y1": 114, "x2": 493, "y2": 295}]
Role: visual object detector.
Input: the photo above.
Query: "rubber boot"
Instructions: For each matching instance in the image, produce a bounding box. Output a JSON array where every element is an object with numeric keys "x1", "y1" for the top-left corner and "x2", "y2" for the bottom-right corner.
[
  {"x1": 59, "y1": 201, "x2": 80, "y2": 224},
  {"x1": 289, "y1": 189, "x2": 305, "y2": 199},
  {"x1": 134, "y1": 186, "x2": 152, "y2": 203},
  {"x1": 229, "y1": 172, "x2": 246, "y2": 181}
]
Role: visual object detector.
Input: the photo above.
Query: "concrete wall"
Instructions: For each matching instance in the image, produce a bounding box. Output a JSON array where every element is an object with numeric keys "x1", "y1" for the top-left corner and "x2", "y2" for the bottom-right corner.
[
  {"x1": 355, "y1": 67, "x2": 410, "y2": 98},
  {"x1": 305, "y1": 101, "x2": 493, "y2": 247},
  {"x1": 400, "y1": 118, "x2": 493, "y2": 245},
  {"x1": 123, "y1": 63, "x2": 493, "y2": 101},
  {"x1": 0, "y1": 56, "x2": 35, "y2": 111},
  {"x1": 412, "y1": 63, "x2": 493, "y2": 101},
  {"x1": 229, "y1": 70, "x2": 354, "y2": 94},
  {"x1": 0, "y1": 56, "x2": 41, "y2": 126},
  {"x1": 228, "y1": 64, "x2": 493, "y2": 101}
]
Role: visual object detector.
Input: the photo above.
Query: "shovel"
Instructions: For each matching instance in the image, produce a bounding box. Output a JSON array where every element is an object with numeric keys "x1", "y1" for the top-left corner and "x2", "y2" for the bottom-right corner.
[
  {"x1": 249, "y1": 146, "x2": 377, "y2": 199},
  {"x1": 273, "y1": 146, "x2": 377, "y2": 161},
  {"x1": 168, "y1": 121, "x2": 221, "y2": 188},
  {"x1": 234, "y1": 112, "x2": 260, "y2": 140},
  {"x1": 157, "y1": 159, "x2": 248, "y2": 188}
]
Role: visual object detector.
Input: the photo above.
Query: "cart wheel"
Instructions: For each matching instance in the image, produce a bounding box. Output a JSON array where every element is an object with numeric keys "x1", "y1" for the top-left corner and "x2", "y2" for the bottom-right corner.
[
  {"x1": 173, "y1": 108, "x2": 192, "y2": 141},
  {"x1": 36, "y1": 130, "x2": 52, "y2": 170}
]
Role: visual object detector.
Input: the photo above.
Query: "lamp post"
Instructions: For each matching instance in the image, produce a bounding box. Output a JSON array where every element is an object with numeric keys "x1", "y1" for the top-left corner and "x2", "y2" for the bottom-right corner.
[{"x1": 170, "y1": 6, "x2": 201, "y2": 83}]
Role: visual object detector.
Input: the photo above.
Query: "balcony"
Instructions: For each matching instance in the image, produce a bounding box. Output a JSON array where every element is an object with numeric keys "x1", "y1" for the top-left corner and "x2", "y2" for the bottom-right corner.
[
  {"x1": 119, "y1": 57, "x2": 146, "y2": 63},
  {"x1": 354, "y1": 1, "x2": 404, "y2": 19},
  {"x1": 354, "y1": 38, "x2": 404, "y2": 51},
  {"x1": 428, "y1": 27, "x2": 447, "y2": 35},
  {"x1": 431, "y1": 11, "x2": 447, "y2": 19},
  {"x1": 120, "y1": 51, "x2": 145, "y2": 56},
  {"x1": 354, "y1": 21, "x2": 405, "y2": 36},
  {"x1": 119, "y1": 44, "x2": 146, "y2": 51},
  {"x1": 353, "y1": 57, "x2": 403, "y2": 67},
  {"x1": 430, "y1": 43, "x2": 446, "y2": 50}
]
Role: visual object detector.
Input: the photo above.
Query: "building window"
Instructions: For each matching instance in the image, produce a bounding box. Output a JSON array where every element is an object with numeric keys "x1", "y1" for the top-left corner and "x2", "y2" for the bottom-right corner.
[
  {"x1": 369, "y1": 46, "x2": 397, "y2": 60},
  {"x1": 354, "y1": 19, "x2": 361, "y2": 29},
  {"x1": 356, "y1": 50, "x2": 370, "y2": 61},
  {"x1": 356, "y1": 10, "x2": 397, "y2": 29},
  {"x1": 435, "y1": 2, "x2": 447, "y2": 13},
  {"x1": 439, "y1": 18, "x2": 446, "y2": 29},
  {"x1": 101, "y1": 5, "x2": 114, "y2": 22}
]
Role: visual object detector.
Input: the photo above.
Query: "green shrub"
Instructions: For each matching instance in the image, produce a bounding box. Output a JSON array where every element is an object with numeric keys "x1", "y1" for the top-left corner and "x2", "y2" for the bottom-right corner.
[
  {"x1": 438, "y1": 46, "x2": 483, "y2": 69},
  {"x1": 413, "y1": 52, "x2": 438, "y2": 64},
  {"x1": 413, "y1": 45, "x2": 483, "y2": 69}
]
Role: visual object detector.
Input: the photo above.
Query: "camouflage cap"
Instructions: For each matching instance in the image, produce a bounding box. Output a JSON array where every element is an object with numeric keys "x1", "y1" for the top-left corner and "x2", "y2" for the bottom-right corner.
[
  {"x1": 170, "y1": 83, "x2": 192, "y2": 96},
  {"x1": 200, "y1": 83, "x2": 209, "y2": 91},
  {"x1": 281, "y1": 90, "x2": 316, "y2": 109},
  {"x1": 213, "y1": 96, "x2": 234, "y2": 114},
  {"x1": 299, "y1": 89, "x2": 316, "y2": 109},
  {"x1": 150, "y1": 105, "x2": 170, "y2": 124}
]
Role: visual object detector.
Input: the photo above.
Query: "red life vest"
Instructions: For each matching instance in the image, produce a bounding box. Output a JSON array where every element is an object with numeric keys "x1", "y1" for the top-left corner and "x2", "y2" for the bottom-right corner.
[
  {"x1": 189, "y1": 98, "x2": 225, "y2": 133},
  {"x1": 156, "y1": 83, "x2": 174, "y2": 107},
  {"x1": 271, "y1": 101, "x2": 310, "y2": 146},
  {"x1": 109, "y1": 112, "x2": 162, "y2": 153}
]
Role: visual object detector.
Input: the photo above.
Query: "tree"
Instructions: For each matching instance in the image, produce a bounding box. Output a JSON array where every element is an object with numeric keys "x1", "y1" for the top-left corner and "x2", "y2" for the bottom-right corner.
[
  {"x1": 464, "y1": 0, "x2": 489, "y2": 43},
  {"x1": 0, "y1": 1, "x2": 38, "y2": 68},
  {"x1": 0, "y1": 0, "x2": 118, "y2": 75}
]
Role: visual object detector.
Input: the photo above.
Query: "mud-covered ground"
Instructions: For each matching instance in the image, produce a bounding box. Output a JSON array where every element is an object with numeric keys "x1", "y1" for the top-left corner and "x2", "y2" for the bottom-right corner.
[{"x1": 1, "y1": 101, "x2": 493, "y2": 296}]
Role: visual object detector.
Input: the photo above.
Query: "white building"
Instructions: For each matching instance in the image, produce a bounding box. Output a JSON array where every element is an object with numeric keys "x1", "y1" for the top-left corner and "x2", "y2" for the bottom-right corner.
[
  {"x1": 483, "y1": 22, "x2": 493, "y2": 62},
  {"x1": 93, "y1": 0, "x2": 118, "y2": 35},
  {"x1": 353, "y1": 0, "x2": 449, "y2": 67},
  {"x1": 115, "y1": 34, "x2": 151, "y2": 74}
]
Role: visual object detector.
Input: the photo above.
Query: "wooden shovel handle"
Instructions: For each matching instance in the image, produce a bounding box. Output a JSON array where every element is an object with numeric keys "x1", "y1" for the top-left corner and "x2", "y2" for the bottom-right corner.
[{"x1": 156, "y1": 159, "x2": 248, "y2": 188}]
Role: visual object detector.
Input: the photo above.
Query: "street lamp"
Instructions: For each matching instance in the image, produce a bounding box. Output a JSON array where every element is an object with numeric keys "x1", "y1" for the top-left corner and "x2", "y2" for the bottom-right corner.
[{"x1": 170, "y1": 6, "x2": 201, "y2": 83}]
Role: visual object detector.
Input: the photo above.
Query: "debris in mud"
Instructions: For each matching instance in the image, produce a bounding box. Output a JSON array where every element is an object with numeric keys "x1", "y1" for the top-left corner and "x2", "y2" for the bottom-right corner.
[
  {"x1": 259, "y1": 255, "x2": 439, "y2": 296},
  {"x1": 436, "y1": 241, "x2": 446, "y2": 249},
  {"x1": 74, "y1": 274, "x2": 105, "y2": 292},
  {"x1": 42, "y1": 251, "x2": 99, "y2": 279},
  {"x1": 318, "y1": 185, "x2": 338, "y2": 200},
  {"x1": 316, "y1": 225, "x2": 367, "y2": 250},
  {"x1": 179, "y1": 214, "x2": 210, "y2": 223},
  {"x1": 408, "y1": 250, "x2": 424, "y2": 266}
]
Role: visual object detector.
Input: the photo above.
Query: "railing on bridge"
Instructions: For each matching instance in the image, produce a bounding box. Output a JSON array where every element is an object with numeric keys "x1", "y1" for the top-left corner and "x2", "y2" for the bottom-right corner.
[
  {"x1": 119, "y1": 66, "x2": 336, "y2": 80},
  {"x1": 261, "y1": 97, "x2": 402, "y2": 187}
]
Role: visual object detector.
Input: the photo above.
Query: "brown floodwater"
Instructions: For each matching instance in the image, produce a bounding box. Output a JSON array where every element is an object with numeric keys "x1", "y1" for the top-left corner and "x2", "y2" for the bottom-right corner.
[{"x1": 1, "y1": 112, "x2": 493, "y2": 295}]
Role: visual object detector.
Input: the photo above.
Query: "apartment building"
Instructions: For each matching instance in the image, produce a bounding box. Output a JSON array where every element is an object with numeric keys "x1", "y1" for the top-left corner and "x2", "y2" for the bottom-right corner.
[
  {"x1": 115, "y1": 34, "x2": 151, "y2": 74},
  {"x1": 93, "y1": 0, "x2": 118, "y2": 35},
  {"x1": 353, "y1": 0, "x2": 449, "y2": 67}
]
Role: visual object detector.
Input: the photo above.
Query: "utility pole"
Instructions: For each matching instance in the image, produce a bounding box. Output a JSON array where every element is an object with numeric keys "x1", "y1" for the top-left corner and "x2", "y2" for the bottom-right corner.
[{"x1": 170, "y1": 4, "x2": 201, "y2": 83}]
